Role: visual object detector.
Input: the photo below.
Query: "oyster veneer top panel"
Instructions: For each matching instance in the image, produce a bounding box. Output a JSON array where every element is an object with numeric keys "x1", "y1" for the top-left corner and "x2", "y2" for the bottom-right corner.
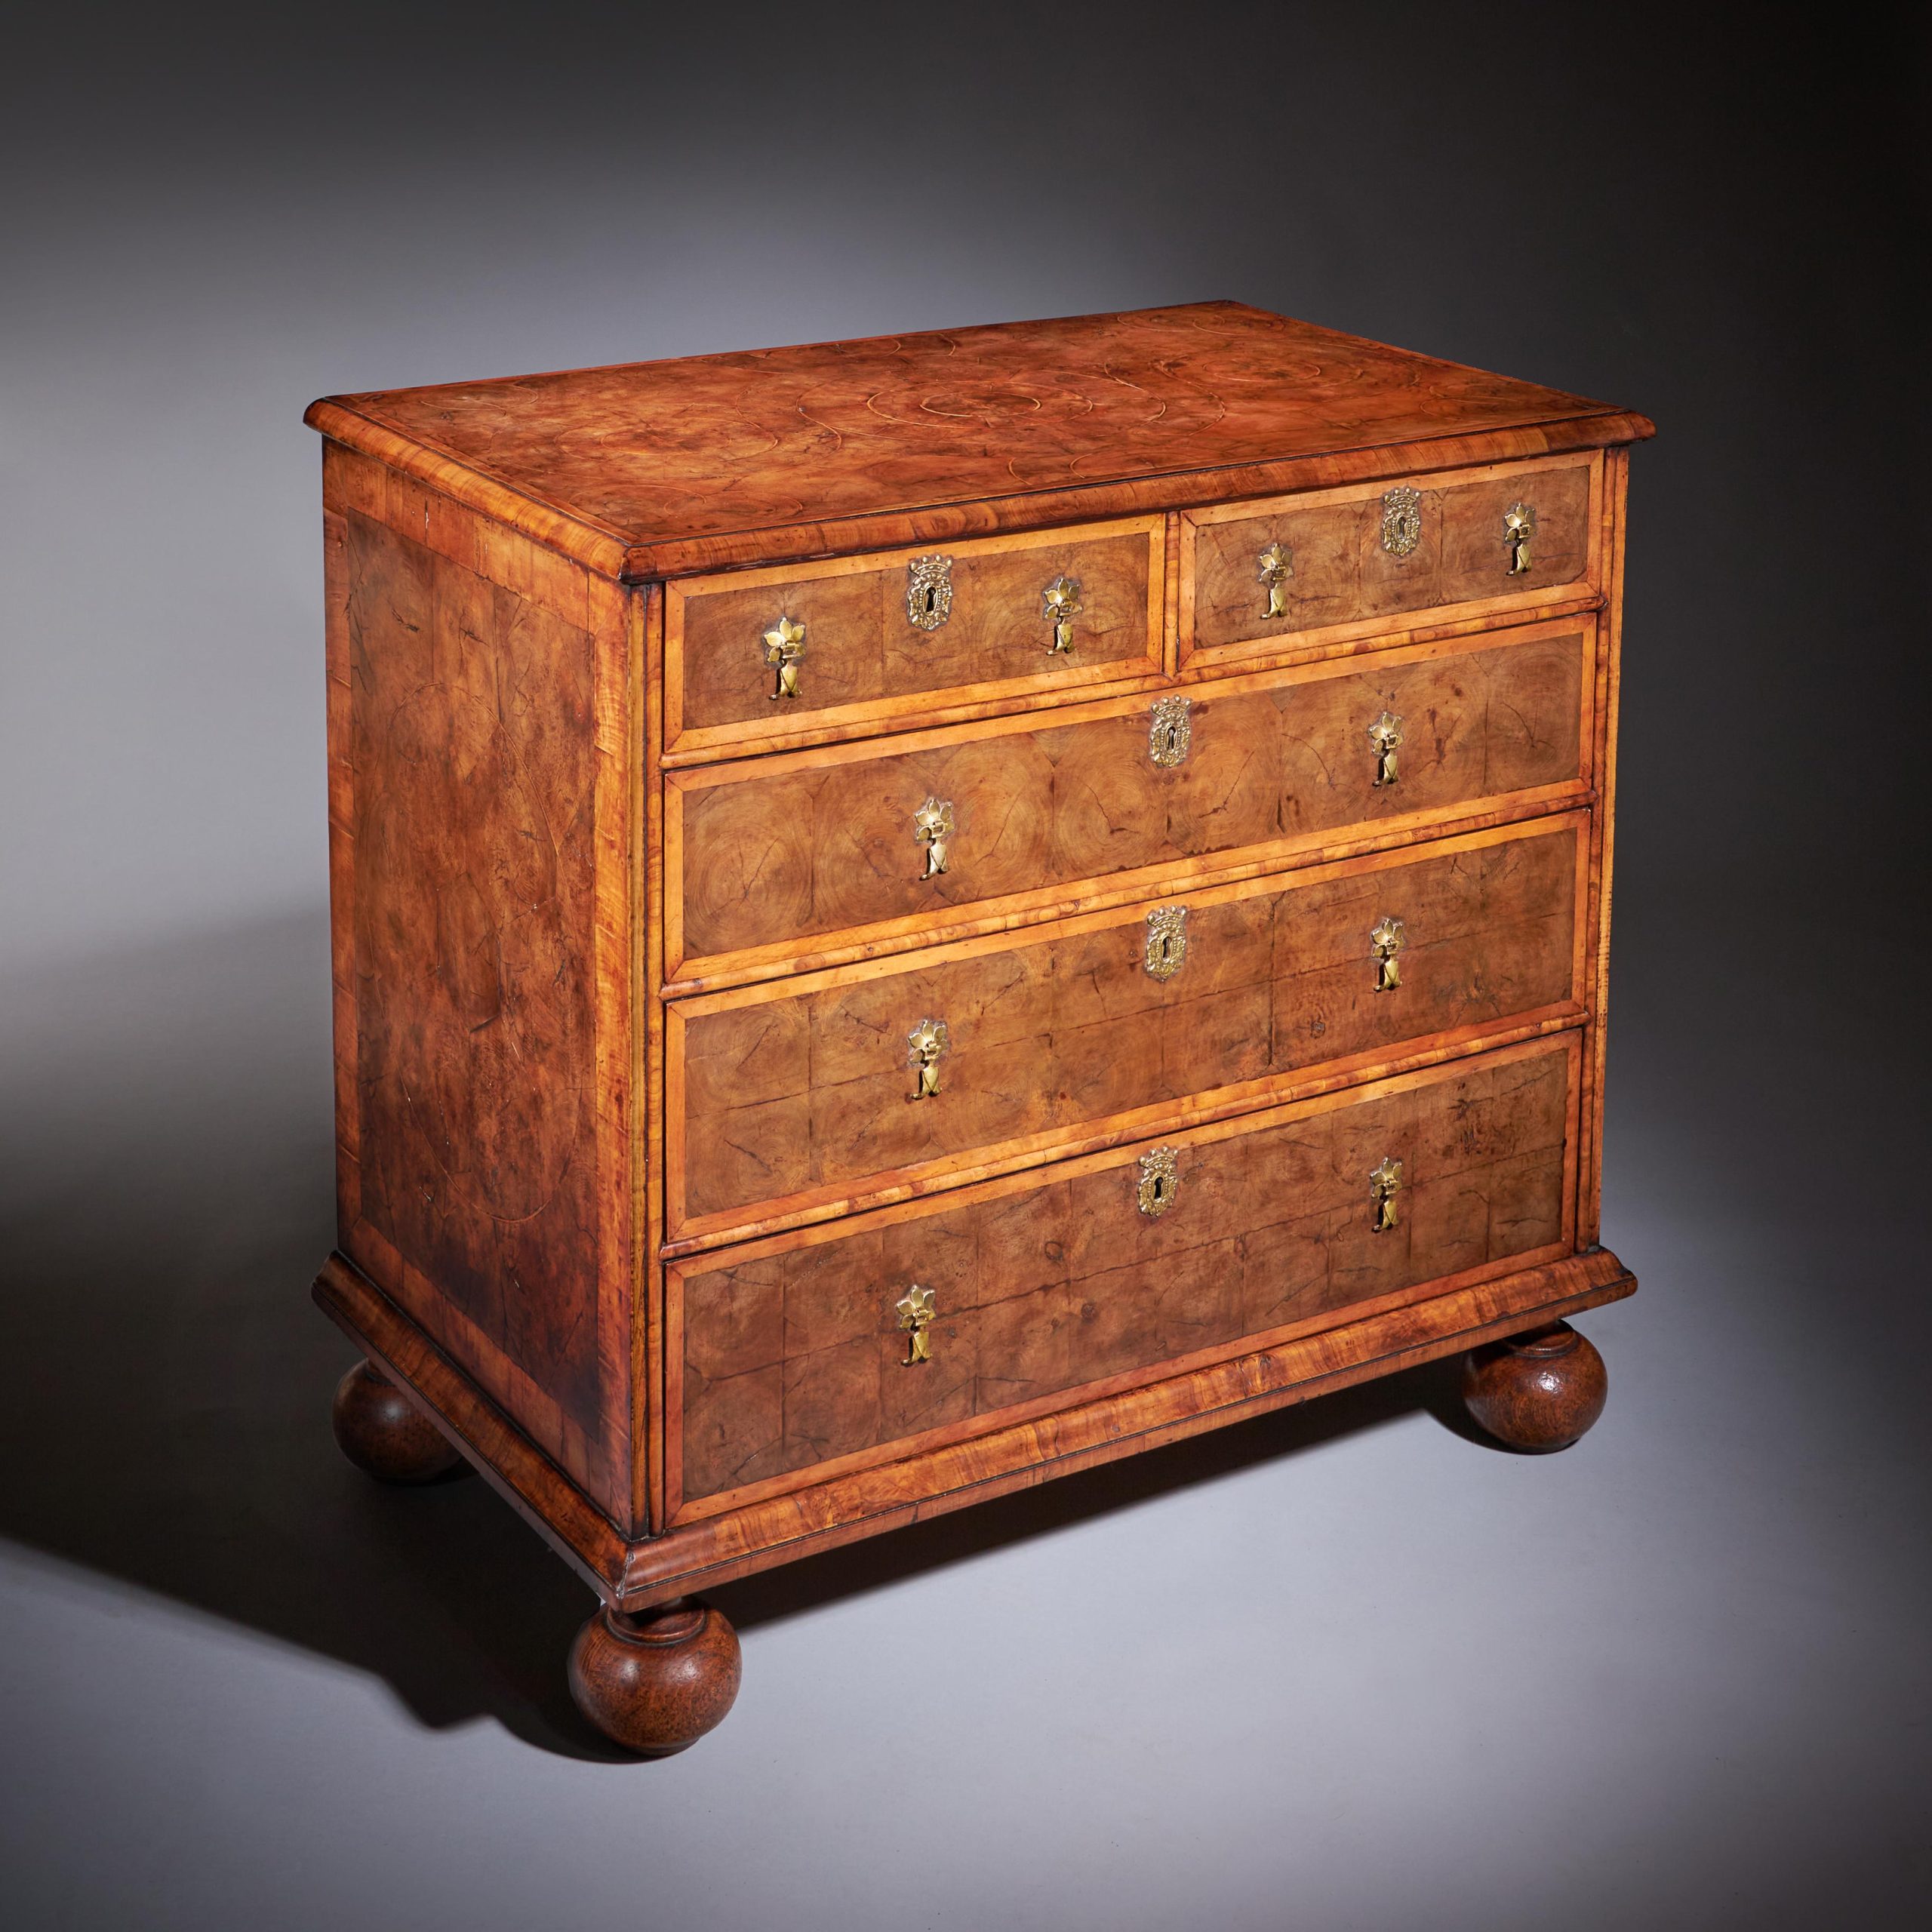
[{"x1": 306, "y1": 303, "x2": 1652, "y2": 576}]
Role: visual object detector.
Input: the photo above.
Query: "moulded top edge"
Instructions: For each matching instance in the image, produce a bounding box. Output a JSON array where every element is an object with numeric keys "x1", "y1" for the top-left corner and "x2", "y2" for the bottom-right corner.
[{"x1": 305, "y1": 303, "x2": 1651, "y2": 583}]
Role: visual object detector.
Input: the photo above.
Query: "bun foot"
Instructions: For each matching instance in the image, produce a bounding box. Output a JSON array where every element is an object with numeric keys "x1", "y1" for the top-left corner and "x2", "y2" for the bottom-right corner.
[
  {"x1": 331, "y1": 1359, "x2": 464, "y2": 1483},
  {"x1": 569, "y1": 1598, "x2": 741, "y2": 1756},
  {"x1": 1461, "y1": 1321, "x2": 1608, "y2": 1452}
]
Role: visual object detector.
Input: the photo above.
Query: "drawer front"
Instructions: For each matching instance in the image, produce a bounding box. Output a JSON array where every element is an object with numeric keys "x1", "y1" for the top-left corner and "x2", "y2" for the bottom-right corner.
[
  {"x1": 670, "y1": 815, "x2": 1586, "y2": 1243},
  {"x1": 673, "y1": 1035, "x2": 1577, "y2": 1513},
  {"x1": 1182, "y1": 454, "x2": 1599, "y2": 662},
  {"x1": 669, "y1": 620, "x2": 1593, "y2": 981},
  {"x1": 666, "y1": 518, "x2": 1164, "y2": 757}
]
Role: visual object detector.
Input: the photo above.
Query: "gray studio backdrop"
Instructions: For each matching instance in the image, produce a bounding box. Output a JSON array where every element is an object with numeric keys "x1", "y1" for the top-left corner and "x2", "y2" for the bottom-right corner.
[{"x1": 3, "y1": 8, "x2": 1927, "y2": 1931}]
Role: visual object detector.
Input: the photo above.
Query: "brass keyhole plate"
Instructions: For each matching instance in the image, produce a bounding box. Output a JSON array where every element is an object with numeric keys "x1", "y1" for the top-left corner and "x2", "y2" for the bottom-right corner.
[
  {"x1": 906, "y1": 555, "x2": 953, "y2": 632},
  {"x1": 1149, "y1": 697, "x2": 1192, "y2": 768},
  {"x1": 1144, "y1": 904, "x2": 1189, "y2": 981},
  {"x1": 1137, "y1": 1145, "x2": 1180, "y2": 1217}
]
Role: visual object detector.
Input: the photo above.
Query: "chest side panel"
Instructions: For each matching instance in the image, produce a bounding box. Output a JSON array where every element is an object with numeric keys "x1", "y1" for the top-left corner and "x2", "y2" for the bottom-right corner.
[{"x1": 328, "y1": 454, "x2": 633, "y2": 1520}]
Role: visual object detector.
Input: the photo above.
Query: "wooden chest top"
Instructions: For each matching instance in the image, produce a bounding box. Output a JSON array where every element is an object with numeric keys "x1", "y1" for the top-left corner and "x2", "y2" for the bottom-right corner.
[{"x1": 305, "y1": 302, "x2": 1652, "y2": 578}]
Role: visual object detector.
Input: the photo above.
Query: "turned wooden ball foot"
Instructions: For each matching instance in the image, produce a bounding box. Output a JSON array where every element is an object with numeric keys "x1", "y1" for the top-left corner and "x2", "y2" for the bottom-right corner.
[
  {"x1": 1461, "y1": 1321, "x2": 1608, "y2": 1452},
  {"x1": 568, "y1": 1598, "x2": 741, "y2": 1756},
  {"x1": 331, "y1": 1359, "x2": 464, "y2": 1483}
]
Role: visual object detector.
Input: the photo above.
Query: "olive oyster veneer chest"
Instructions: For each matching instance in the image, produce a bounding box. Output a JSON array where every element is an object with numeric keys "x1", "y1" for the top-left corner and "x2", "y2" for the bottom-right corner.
[{"x1": 306, "y1": 302, "x2": 1651, "y2": 1753}]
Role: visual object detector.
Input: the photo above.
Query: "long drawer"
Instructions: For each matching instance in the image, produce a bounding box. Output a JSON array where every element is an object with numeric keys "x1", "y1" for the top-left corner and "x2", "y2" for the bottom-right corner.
[
  {"x1": 666, "y1": 617, "x2": 1595, "y2": 985},
  {"x1": 1180, "y1": 452, "x2": 1601, "y2": 666},
  {"x1": 668, "y1": 814, "x2": 1588, "y2": 1246},
  {"x1": 666, "y1": 517, "x2": 1164, "y2": 759},
  {"x1": 672, "y1": 1034, "x2": 1579, "y2": 1515}
]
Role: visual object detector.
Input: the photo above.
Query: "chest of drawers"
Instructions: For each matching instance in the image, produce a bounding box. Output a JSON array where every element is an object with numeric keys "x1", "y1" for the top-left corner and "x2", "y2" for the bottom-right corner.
[{"x1": 306, "y1": 303, "x2": 1650, "y2": 1755}]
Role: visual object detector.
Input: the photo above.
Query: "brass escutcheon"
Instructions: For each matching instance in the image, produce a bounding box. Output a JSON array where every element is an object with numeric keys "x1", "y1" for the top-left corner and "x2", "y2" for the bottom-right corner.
[
  {"x1": 761, "y1": 614, "x2": 806, "y2": 700},
  {"x1": 1370, "y1": 915, "x2": 1406, "y2": 992},
  {"x1": 1503, "y1": 502, "x2": 1536, "y2": 575},
  {"x1": 1144, "y1": 904, "x2": 1189, "y2": 982},
  {"x1": 1257, "y1": 540, "x2": 1294, "y2": 619},
  {"x1": 1380, "y1": 486, "x2": 1423, "y2": 558},
  {"x1": 1041, "y1": 574, "x2": 1083, "y2": 654},
  {"x1": 1137, "y1": 1145, "x2": 1180, "y2": 1217},
  {"x1": 1369, "y1": 1155, "x2": 1403, "y2": 1232},
  {"x1": 1367, "y1": 709, "x2": 1404, "y2": 787},
  {"x1": 906, "y1": 555, "x2": 953, "y2": 631},
  {"x1": 913, "y1": 795, "x2": 955, "y2": 878},
  {"x1": 906, "y1": 1017, "x2": 950, "y2": 1101},
  {"x1": 896, "y1": 1284, "x2": 937, "y2": 1366},
  {"x1": 1149, "y1": 696, "x2": 1192, "y2": 768}
]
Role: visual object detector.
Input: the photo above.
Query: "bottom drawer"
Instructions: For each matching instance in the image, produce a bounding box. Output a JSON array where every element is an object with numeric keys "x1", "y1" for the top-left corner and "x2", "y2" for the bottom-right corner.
[{"x1": 672, "y1": 1033, "x2": 1578, "y2": 1516}]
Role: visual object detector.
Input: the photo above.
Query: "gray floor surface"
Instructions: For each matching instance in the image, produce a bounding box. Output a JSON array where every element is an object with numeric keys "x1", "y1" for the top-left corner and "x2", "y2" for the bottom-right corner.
[{"x1": 2, "y1": 896, "x2": 1927, "y2": 1932}]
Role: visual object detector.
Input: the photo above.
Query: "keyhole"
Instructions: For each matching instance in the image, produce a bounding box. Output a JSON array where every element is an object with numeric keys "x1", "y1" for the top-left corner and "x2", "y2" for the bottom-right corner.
[{"x1": 923, "y1": 586, "x2": 937, "y2": 617}]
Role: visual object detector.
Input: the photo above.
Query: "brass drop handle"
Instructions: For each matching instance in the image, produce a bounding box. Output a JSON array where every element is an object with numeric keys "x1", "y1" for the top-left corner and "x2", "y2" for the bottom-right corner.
[
  {"x1": 1367, "y1": 709, "x2": 1404, "y2": 787},
  {"x1": 1257, "y1": 540, "x2": 1293, "y2": 618},
  {"x1": 1041, "y1": 575, "x2": 1083, "y2": 654},
  {"x1": 1503, "y1": 502, "x2": 1536, "y2": 576},
  {"x1": 906, "y1": 1017, "x2": 949, "y2": 1100},
  {"x1": 761, "y1": 614, "x2": 806, "y2": 700},
  {"x1": 896, "y1": 1284, "x2": 937, "y2": 1365},
  {"x1": 913, "y1": 795, "x2": 955, "y2": 878},
  {"x1": 1370, "y1": 915, "x2": 1406, "y2": 992},
  {"x1": 1369, "y1": 1156, "x2": 1403, "y2": 1232},
  {"x1": 1137, "y1": 1145, "x2": 1180, "y2": 1217}
]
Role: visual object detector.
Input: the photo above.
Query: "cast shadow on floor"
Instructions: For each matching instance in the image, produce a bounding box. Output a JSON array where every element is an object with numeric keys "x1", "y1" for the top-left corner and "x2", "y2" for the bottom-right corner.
[
  {"x1": 0, "y1": 906, "x2": 1684, "y2": 1764},
  {"x1": 0, "y1": 1132, "x2": 1472, "y2": 1764}
]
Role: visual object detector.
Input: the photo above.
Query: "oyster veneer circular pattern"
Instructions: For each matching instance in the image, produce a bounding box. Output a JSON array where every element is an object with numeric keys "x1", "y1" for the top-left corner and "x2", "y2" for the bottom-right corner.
[{"x1": 325, "y1": 303, "x2": 1632, "y2": 549}]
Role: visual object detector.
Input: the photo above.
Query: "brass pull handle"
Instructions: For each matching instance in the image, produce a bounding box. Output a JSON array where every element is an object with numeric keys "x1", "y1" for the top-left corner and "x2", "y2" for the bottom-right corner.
[
  {"x1": 1380, "y1": 485, "x2": 1423, "y2": 557},
  {"x1": 1503, "y1": 502, "x2": 1536, "y2": 575},
  {"x1": 1257, "y1": 540, "x2": 1293, "y2": 618},
  {"x1": 896, "y1": 1284, "x2": 936, "y2": 1365},
  {"x1": 1370, "y1": 915, "x2": 1405, "y2": 992},
  {"x1": 913, "y1": 795, "x2": 954, "y2": 878},
  {"x1": 1144, "y1": 904, "x2": 1189, "y2": 981},
  {"x1": 761, "y1": 614, "x2": 806, "y2": 700},
  {"x1": 906, "y1": 1017, "x2": 949, "y2": 1100},
  {"x1": 1369, "y1": 1156, "x2": 1403, "y2": 1232},
  {"x1": 1041, "y1": 574, "x2": 1083, "y2": 654},
  {"x1": 1149, "y1": 696, "x2": 1192, "y2": 768},
  {"x1": 1137, "y1": 1145, "x2": 1180, "y2": 1217},
  {"x1": 907, "y1": 555, "x2": 953, "y2": 631},
  {"x1": 1367, "y1": 709, "x2": 1404, "y2": 787}
]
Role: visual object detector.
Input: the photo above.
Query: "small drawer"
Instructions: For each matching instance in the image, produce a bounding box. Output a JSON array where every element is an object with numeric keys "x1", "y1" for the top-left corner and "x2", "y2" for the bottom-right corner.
[
  {"x1": 671, "y1": 1034, "x2": 1578, "y2": 1515},
  {"x1": 1180, "y1": 453, "x2": 1601, "y2": 666},
  {"x1": 666, "y1": 617, "x2": 1595, "y2": 986},
  {"x1": 665, "y1": 517, "x2": 1164, "y2": 758},
  {"x1": 668, "y1": 814, "x2": 1588, "y2": 1245}
]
